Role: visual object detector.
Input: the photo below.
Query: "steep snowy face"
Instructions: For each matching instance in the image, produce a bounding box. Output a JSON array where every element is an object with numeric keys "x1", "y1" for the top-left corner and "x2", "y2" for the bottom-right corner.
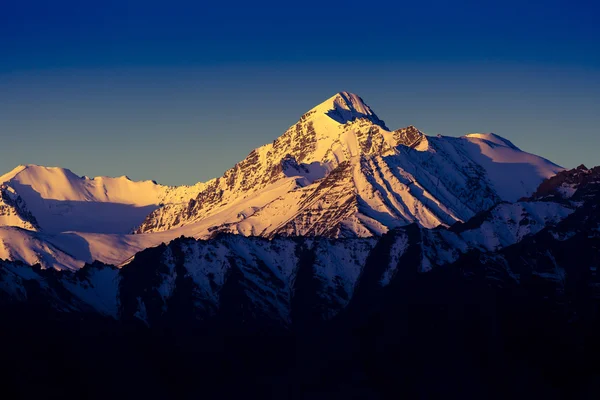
[
  {"x1": 0, "y1": 165, "x2": 205, "y2": 234},
  {"x1": 0, "y1": 185, "x2": 39, "y2": 231},
  {"x1": 136, "y1": 92, "x2": 561, "y2": 238}
]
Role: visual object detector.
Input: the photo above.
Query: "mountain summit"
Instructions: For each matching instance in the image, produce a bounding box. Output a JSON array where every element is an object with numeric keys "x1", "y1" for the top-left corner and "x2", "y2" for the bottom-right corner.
[{"x1": 312, "y1": 91, "x2": 389, "y2": 129}]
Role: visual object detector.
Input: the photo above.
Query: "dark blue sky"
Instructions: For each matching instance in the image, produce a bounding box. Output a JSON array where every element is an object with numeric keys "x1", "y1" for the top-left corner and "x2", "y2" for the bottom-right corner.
[{"x1": 1, "y1": 0, "x2": 598, "y2": 185}]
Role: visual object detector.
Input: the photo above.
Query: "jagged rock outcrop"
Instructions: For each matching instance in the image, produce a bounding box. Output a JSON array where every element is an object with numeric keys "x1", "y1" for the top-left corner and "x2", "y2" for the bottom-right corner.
[
  {"x1": 529, "y1": 164, "x2": 600, "y2": 201},
  {"x1": 0, "y1": 185, "x2": 39, "y2": 231}
]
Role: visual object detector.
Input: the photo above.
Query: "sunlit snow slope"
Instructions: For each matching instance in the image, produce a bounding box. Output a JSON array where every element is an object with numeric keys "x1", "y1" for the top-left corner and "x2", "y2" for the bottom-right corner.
[{"x1": 0, "y1": 165, "x2": 205, "y2": 234}]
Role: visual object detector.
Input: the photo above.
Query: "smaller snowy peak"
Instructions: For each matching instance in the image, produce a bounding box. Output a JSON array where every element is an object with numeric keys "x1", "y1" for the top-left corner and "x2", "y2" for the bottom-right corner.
[
  {"x1": 311, "y1": 92, "x2": 389, "y2": 129},
  {"x1": 91, "y1": 175, "x2": 133, "y2": 182},
  {"x1": 463, "y1": 133, "x2": 519, "y2": 150},
  {"x1": 4, "y1": 164, "x2": 157, "y2": 187},
  {"x1": 0, "y1": 164, "x2": 167, "y2": 205},
  {"x1": 0, "y1": 163, "x2": 209, "y2": 234},
  {"x1": 2, "y1": 164, "x2": 97, "y2": 187},
  {"x1": 0, "y1": 165, "x2": 30, "y2": 184}
]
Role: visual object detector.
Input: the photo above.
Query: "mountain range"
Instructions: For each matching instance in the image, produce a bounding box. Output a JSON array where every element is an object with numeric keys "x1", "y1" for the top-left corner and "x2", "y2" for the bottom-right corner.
[
  {"x1": 0, "y1": 92, "x2": 562, "y2": 270},
  {"x1": 1, "y1": 92, "x2": 599, "y2": 399}
]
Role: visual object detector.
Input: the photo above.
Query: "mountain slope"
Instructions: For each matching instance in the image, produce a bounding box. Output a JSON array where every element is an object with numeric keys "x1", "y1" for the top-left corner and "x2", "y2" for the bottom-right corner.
[
  {"x1": 14, "y1": 163, "x2": 584, "y2": 272},
  {"x1": 136, "y1": 92, "x2": 562, "y2": 238},
  {"x1": 0, "y1": 165, "x2": 596, "y2": 324},
  {"x1": 0, "y1": 227, "x2": 84, "y2": 270}
]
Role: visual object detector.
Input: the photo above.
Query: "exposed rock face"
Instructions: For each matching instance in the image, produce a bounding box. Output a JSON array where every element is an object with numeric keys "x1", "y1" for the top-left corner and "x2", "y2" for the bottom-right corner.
[
  {"x1": 529, "y1": 164, "x2": 600, "y2": 201},
  {"x1": 0, "y1": 185, "x2": 39, "y2": 231},
  {"x1": 393, "y1": 125, "x2": 426, "y2": 148}
]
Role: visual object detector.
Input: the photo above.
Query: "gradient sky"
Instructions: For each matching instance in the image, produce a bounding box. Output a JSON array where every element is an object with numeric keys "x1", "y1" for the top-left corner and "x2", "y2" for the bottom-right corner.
[{"x1": 1, "y1": 0, "x2": 598, "y2": 185}]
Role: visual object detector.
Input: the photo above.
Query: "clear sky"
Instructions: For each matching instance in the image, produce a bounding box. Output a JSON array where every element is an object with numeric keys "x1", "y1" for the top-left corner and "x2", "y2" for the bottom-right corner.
[{"x1": 1, "y1": 0, "x2": 598, "y2": 185}]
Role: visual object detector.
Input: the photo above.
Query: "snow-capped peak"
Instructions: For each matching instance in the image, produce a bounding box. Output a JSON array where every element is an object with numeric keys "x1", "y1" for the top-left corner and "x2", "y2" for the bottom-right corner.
[
  {"x1": 310, "y1": 92, "x2": 388, "y2": 129},
  {"x1": 131, "y1": 92, "x2": 563, "y2": 237},
  {"x1": 462, "y1": 133, "x2": 520, "y2": 150},
  {"x1": 0, "y1": 165, "x2": 30, "y2": 185}
]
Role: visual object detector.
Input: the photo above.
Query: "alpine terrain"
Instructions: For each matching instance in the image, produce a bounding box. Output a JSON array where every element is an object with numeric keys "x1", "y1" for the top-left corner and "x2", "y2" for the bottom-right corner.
[
  {"x1": 0, "y1": 92, "x2": 561, "y2": 269},
  {"x1": 0, "y1": 93, "x2": 598, "y2": 399}
]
